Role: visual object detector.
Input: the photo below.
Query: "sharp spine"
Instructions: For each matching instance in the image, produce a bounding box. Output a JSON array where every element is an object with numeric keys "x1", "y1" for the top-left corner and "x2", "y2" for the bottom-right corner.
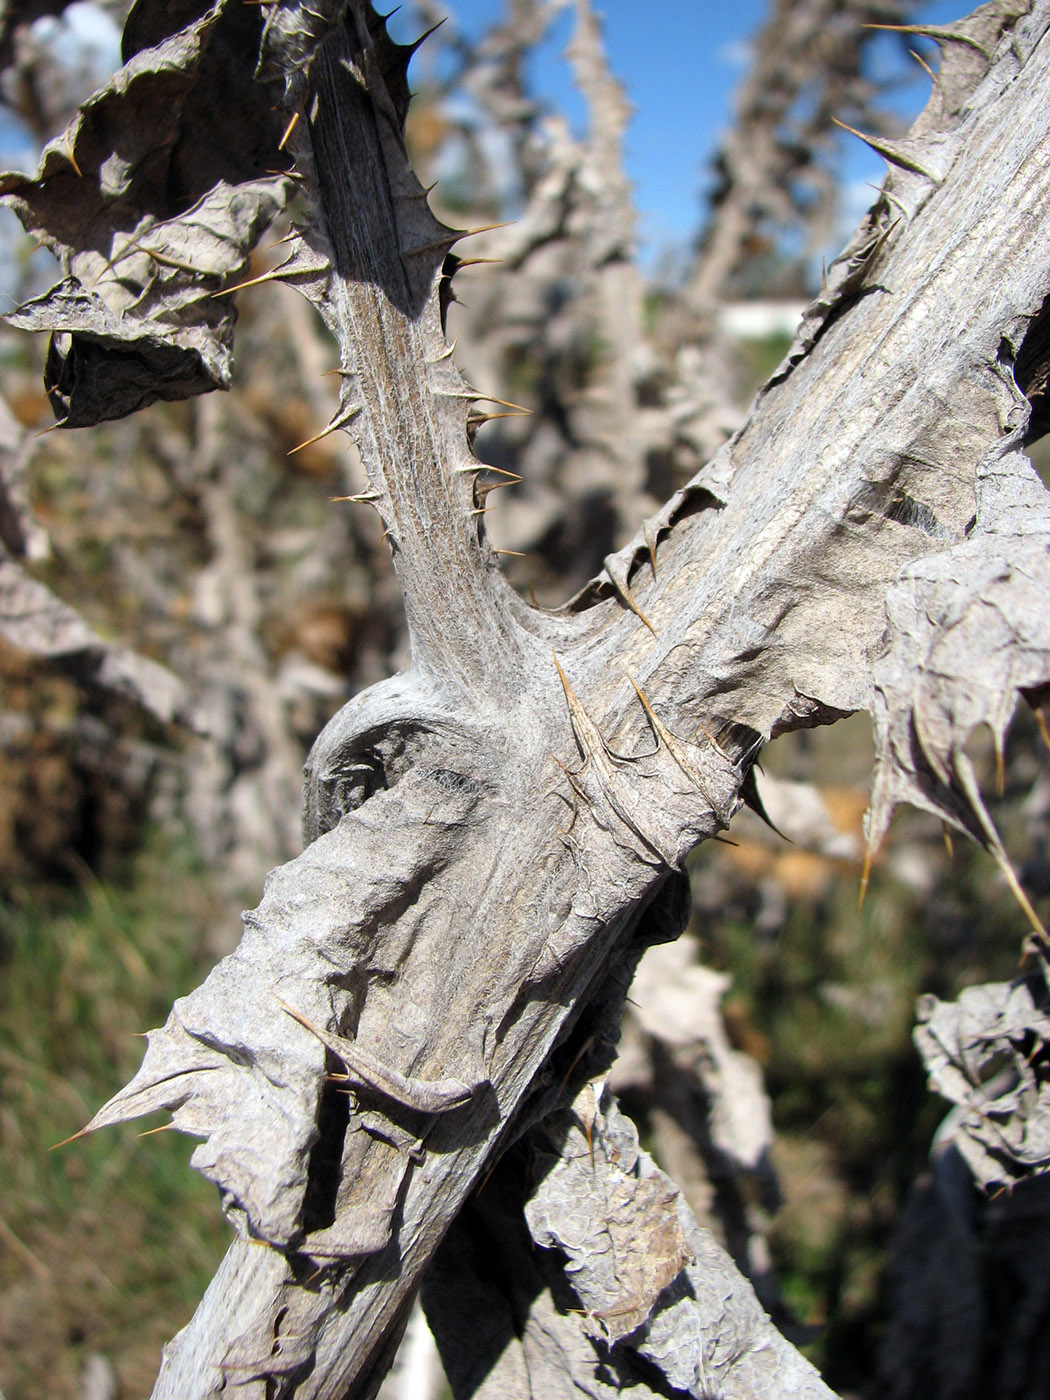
[
  {"x1": 832, "y1": 118, "x2": 943, "y2": 183},
  {"x1": 434, "y1": 389, "x2": 530, "y2": 413},
  {"x1": 331, "y1": 489, "x2": 383, "y2": 505},
  {"x1": 402, "y1": 233, "x2": 460, "y2": 258},
  {"x1": 461, "y1": 221, "x2": 514, "y2": 239},
  {"x1": 287, "y1": 406, "x2": 361, "y2": 455},
  {"x1": 643, "y1": 521, "x2": 659, "y2": 577},
  {"x1": 278, "y1": 110, "x2": 301, "y2": 151},
  {"x1": 861, "y1": 21, "x2": 989, "y2": 55},
  {"x1": 604, "y1": 564, "x2": 657, "y2": 635},
  {"x1": 212, "y1": 262, "x2": 292, "y2": 297},
  {"x1": 405, "y1": 19, "x2": 445, "y2": 56}
]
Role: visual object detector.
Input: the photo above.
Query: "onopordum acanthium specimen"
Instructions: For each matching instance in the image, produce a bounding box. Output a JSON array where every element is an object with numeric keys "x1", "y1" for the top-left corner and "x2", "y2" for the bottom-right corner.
[{"x1": 4, "y1": 2, "x2": 1050, "y2": 1397}]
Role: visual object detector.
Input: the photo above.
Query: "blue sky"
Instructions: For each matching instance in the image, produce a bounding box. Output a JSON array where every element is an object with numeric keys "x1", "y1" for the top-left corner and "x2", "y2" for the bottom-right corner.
[
  {"x1": 0, "y1": 1, "x2": 974, "y2": 296},
  {"x1": 396, "y1": 0, "x2": 971, "y2": 267}
]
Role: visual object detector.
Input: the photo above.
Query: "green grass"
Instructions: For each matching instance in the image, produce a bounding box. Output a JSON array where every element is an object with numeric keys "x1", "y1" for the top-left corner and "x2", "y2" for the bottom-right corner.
[{"x1": 0, "y1": 834, "x2": 229, "y2": 1400}]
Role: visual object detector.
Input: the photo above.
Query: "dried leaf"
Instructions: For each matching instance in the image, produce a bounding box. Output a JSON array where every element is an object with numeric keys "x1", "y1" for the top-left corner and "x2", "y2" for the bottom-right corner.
[
  {"x1": 83, "y1": 738, "x2": 489, "y2": 1253},
  {"x1": 0, "y1": 1, "x2": 294, "y2": 425},
  {"x1": 526, "y1": 1092, "x2": 692, "y2": 1342},
  {"x1": 428, "y1": 1085, "x2": 837, "y2": 1398},
  {"x1": 625, "y1": 937, "x2": 775, "y2": 1174},
  {"x1": 868, "y1": 446, "x2": 1050, "y2": 860},
  {"x1": 0, "y1": 555, "x2": 194, "y2": 726},
  {"x1": 914, "y1": 958, "x2": 1050, "y2": 1190}
]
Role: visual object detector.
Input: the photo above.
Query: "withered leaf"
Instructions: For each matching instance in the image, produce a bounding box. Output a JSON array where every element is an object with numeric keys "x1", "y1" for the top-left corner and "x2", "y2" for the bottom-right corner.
[{"x1": 0, "y1": 0, "x2": 295, "y2": 425}]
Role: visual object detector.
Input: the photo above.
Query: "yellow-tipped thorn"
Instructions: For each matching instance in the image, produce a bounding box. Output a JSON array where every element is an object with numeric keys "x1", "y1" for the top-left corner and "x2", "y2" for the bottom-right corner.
[
  {"x1": 995, "y1": 741, "x2": 1005, "y2": 797},
  {"x1": 552, "y1": 650, "x2": 575, "y2": 702},
  {"x1": 454, "y1": 257, "x2": 502, "y2": 269},
  {"x1": 275, "y1": 994, "x2": 326, "y2": 1039},
  {"x1": 495, "y1": 549, "x2": 526, "y2": 557},
  {"x1": 469, "y1": 507, "x2": 488, "y2": 517},
  {"x1": 212, "y1": 265, "x2": 289, "y2": 297},
  {"x1": 51, "y1": 1124, "x2": 90, "y2": 1150},
  {"x1": 1035, "y1": 708, "x2": 1050, "y2": 753},
  {"x1": 607, "y1": 574, "x2": 657, "y2": 636},
  {"x1": 455, "y1": 464, "x2": 521, "y2": 480},
  {"x1": 288, "y1": 407, "x2": 361, "y2": 455},
  {"x1": 427, "y1": 332, "x2": 461, "y2": 364},
  {"x1": 462, "y1": 221, "x2": 514, "y2": 239},
  {"x1": 476, "y1": 478, "x2": 519, "y2": 502},
  {"x1": 138, "y1": 1122, "x2": 177, "y2": 1138},
  {"x1": 861, "y1": 21, "x2": 988, "y2": 54},
  {"x1": 831, "y1": 117, "x2": 941, "y2": 182},
  {"x1": 858, "y1": 845, "x2": 874, "y2": 909},
  {"x1": 66, "y1": 146, "x2": 83, "y2": 178},
  {"x1": 643, "y1": 522, "x2": 659, "y2": 578},
  {"x1": 440, "y1": 388, "x2": 531, "y2": 414},
  {"x1": 289, "y1": 428, "x2": 334, "y2": 455},
  {"x1": 624, "y1": 669, "x2": 718, "y2": 794},
  {"x1": 332, "y1": 489, "x2": 382, "y2": 504},
  {"x1": 689, "y1": 717, "x2": 731, "y2": 763},
  {"x1": 625, "y1": 669, "x2": 656, "y2": 724},
  {"x1": 402, "y1": 233, "x2": 459, "y2": 258},
  {"x1": 476, "y1": 393, "x2": 530, "y2": 414},
  {"x1": 871, "y1": 216, "x2": 902, "y2": 259},
  {"x1": 261, "y1": 229, "x2": 299, "y2": 254},
  {"x1": 909, "y1": 47, "x2": 936, "y2": 79},
  {"x1": 468, "y1": 410, "x2": 530, "y2": 425},
  {"x1": 956, "y1": 757, "x2": 1048, "y2": 944},
  {"x1": 992, "y1": 845, "x2": 1049, "y2": 946},
  {"x1": 942, "y1": 823, "x2": 954, "y2": 859},
  {"x1": 278, "y1": 110, "x2": 300, "y2": 151},
  {"x1": 91, "y1": 237, "x2": 207, "y2": 282},
  {"x1": 35, "y1": 418, "x2": 68, "y2": 436},
  {"x1": 92, "y1": 236, "x2": 198, "y2": 286},
  {"x1": 90, "y1": 244, "x2": 134, "y2": 286}
]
